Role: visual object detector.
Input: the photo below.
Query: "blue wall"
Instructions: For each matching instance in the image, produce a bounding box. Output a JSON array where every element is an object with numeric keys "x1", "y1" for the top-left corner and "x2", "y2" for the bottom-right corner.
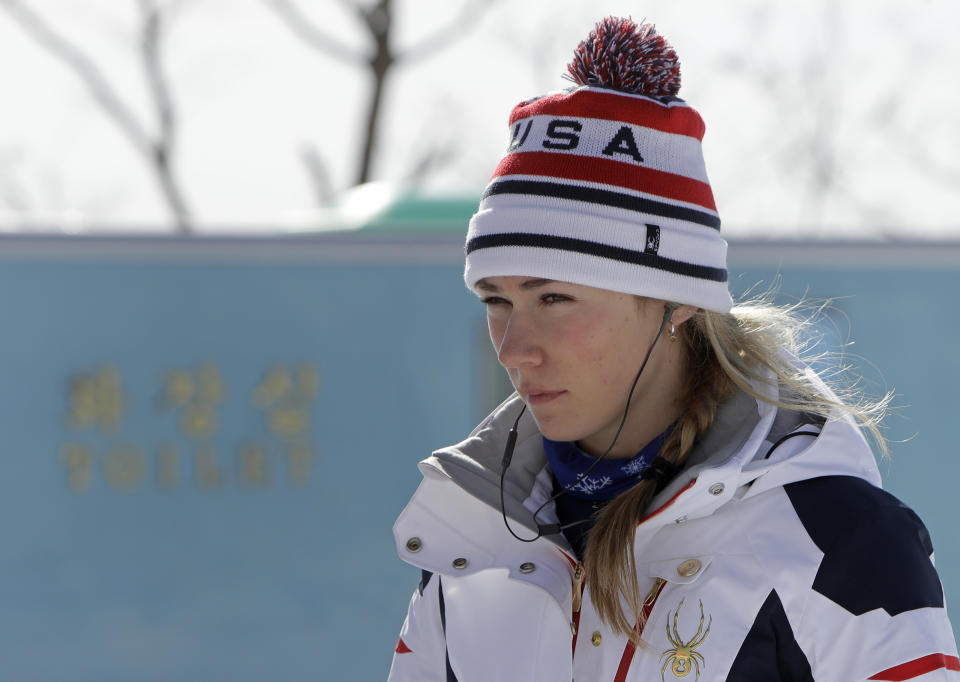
[{"x1": 0, "y1": 246, "x2": 956, "y2": 680}]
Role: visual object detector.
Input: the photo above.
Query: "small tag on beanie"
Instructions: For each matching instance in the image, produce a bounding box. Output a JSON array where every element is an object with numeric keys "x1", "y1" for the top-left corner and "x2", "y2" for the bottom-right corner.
[{"x1": 645, "y1": 224, "x2": 661, "y2": 255}]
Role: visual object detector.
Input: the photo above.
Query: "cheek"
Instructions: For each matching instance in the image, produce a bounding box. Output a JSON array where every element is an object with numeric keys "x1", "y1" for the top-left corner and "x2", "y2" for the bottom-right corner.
[
  {"x1": 566, "y1": 319, "x2": 639, "y2": 387},
  {"x1": 557, "y1": 326, "x2": 611, "y2": 386}
]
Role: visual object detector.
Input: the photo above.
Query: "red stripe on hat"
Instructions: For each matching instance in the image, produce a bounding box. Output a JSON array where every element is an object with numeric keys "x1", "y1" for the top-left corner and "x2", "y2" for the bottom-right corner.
[
  {"x1": 509, "y1": 90, "x2": 705, "y2": 140},
  {"x1": 492, "y1": 152, "x2": 716, "y2": 212},
  {"x1": 394, "y1": 637, "x2": 413, "y2": 654},
  {"x1": 868, "y1": 653, "x2": 960, "y2": 680}
]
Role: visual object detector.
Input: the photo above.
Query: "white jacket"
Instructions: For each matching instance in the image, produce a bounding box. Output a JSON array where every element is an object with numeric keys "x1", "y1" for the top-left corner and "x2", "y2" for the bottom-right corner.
[{"x1": 388, "y1": 372, "x2": 959, "y2": 681}]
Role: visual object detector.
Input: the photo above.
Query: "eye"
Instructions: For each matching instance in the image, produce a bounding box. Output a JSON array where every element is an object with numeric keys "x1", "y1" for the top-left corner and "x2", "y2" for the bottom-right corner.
[
  {"x1": 481, "y1": 296, "x2": 510, "y2": 307},
  {"x1": 541, "y1": 293, "x2": 573, "y2": 305}
]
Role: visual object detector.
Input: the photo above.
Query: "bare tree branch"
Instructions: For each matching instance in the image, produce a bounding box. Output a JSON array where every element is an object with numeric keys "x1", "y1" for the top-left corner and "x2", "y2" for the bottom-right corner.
[
  {"x1": 142, "y1": 1, "x2": 174, "y2": 147},
  {"x1": 270, "y1": 0, "x2": 496, "y2": 188},
  {"x1": 333, "y1": 0, "x2": 365, "y2": 21},
  {"x1": 399, "y1": 92, "x2": 460, "y2": 189},
  {"x1": 870, "y1": 95, "x2": 960, "y2": 187},
  {"x1": 139, "y1": 0, "x2": 191, "y2": 231},
  {"x1": 403, "y1": 144, "x2": 453, "y2": 190},
  {"x1": 0, "y1": 0, "x2": 194, "y2": 232},
  {"x1": 263, "y1": 0, "x2": 366, "y2": 65},
  {"x1": 399, "y1": 0, "x2": 495, "y2": 65},
  {"x1": 0, "y1": 0, "x2": 151, "y2": 157},
  {"x1": 896, "y1": 140, "x2": 960, "y2": 186},
  {"x1": 299, "y1": 142, "x2": 334, "y2": 205},
  {"x1": 353, "y1": 0, "x2": 394, "y2": 185}
]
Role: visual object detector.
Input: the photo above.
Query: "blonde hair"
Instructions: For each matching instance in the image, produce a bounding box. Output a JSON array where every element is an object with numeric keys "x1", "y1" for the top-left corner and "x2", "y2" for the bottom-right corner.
[{"x1": 584, "y1": 297, "x2": 891, "y2": 642}]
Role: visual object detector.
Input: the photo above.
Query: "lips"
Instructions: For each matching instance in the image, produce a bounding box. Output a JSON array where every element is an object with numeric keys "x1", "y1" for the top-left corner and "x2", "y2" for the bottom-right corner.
[{"x1": 522, "y1": 387, "x2": 567, "y2": 405}]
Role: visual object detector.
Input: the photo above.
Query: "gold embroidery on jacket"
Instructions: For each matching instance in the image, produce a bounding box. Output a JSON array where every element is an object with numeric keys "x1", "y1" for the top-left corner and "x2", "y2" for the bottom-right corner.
[{"x1": 660, "y1": 599, "x2": 712, "y2": 680}]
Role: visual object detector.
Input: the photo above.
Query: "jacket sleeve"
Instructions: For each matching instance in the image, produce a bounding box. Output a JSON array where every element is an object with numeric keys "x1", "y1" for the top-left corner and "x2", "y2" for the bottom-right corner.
[
  {"x1": 801, "y1": 589, "x2": 960, "y2": 682},
  {"x1": 387, "y1": 571, "x2": 452, "y2": 682},
  {"x1": 785, "y1": 476, "x2": 960, "y2": 681}
]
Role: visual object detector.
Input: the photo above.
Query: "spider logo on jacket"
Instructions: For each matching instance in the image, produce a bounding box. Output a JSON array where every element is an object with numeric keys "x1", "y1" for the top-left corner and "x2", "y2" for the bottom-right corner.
[{"x1": 660, "y1": 598, "x2": 712, "y2": 680}]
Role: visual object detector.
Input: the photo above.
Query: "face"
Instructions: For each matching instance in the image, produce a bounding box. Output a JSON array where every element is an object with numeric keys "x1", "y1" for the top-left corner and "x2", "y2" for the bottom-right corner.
[{"x1": 477, "y1": 276, "x2": 690, "y2": 456}]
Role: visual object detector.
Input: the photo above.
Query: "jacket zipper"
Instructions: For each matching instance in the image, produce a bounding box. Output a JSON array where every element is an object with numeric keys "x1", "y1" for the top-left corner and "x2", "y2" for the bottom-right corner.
[
  {"x1": 571, "y1": 562, "x2": 585, "y2": 656},
  {"x1": 639, "y1": 576, "x2": 667, "y2": 630},
  {"x1": 612, "y1": 577, "x2": 667, "y2": 682}
]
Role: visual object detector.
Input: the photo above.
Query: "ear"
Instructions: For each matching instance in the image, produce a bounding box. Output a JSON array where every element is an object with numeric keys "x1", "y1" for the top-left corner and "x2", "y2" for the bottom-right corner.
[{"x1": 671, "y1": 304, "x2": 699, "y2": 327}]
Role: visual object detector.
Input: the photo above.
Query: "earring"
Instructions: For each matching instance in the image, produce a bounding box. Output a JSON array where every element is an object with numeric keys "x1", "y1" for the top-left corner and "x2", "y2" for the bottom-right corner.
[{"x1": 668, "y1": 322, "x2": 677, "y2": 342}]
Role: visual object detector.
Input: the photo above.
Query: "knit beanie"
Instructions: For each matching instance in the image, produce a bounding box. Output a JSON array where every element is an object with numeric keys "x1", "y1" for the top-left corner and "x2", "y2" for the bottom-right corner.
[{"x1": 464, "y1": 17, "x2": 732, "y2": 313}]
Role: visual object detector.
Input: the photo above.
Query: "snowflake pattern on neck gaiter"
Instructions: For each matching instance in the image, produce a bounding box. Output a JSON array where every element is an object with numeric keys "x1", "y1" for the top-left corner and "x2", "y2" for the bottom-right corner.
[{"x1": 543, "y1": 427, "x2": 671, "y2": 502}]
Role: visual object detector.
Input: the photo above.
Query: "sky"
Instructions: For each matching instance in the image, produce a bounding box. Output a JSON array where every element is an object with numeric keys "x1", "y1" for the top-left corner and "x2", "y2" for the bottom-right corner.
[{"x1": 0, "y1": 0, "x2": 958, "y2": 236}]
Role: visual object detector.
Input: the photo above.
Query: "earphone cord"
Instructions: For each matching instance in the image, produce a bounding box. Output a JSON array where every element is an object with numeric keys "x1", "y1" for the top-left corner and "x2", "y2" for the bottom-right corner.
[{"x1": 499, "y1": 305, "x2": 676, "y2": 543}]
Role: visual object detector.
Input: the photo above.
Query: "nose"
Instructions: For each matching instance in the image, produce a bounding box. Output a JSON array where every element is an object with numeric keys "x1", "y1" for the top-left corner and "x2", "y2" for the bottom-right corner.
[{"x1": 495, "y1": 311, "x2": 543, "y2": 369}]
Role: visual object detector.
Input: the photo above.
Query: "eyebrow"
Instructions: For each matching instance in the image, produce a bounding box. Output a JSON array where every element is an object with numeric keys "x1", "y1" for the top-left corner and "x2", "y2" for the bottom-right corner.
[{"x1": 475, "y1": 278, "x2": 556, "y2": 293}]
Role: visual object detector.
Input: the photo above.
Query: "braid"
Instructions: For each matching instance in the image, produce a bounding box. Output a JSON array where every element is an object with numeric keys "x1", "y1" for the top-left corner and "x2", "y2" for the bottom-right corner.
[
  {"x1": 659, "y1": 314, "x2": 734, "y2": 466},
  {"x1": 584, "y1": 311, "x2": 732, "y2": 642},
  {"x1": 582, "y1": 297, "x2": 891, "y2": 642}
]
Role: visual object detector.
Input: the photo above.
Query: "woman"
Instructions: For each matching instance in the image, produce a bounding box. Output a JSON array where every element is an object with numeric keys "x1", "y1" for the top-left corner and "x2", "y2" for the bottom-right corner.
[{"x1": 387, "y1": 17, "x2": 958, "y2": 681}]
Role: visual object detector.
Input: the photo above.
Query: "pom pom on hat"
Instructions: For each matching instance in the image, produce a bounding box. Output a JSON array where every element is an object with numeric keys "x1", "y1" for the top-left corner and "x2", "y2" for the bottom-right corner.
[{"x1": 566, "y1": 17, "x2": 681, "y2": 98}]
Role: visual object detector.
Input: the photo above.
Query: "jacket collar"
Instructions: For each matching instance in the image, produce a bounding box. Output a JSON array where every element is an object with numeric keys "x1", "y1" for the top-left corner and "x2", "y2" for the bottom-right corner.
[
  {"x1": 398, "y1": 362, "x2": 882, "y2": 583},
  {"x1": 419, "y1": 394, "x2": 552, "y2": 540}
]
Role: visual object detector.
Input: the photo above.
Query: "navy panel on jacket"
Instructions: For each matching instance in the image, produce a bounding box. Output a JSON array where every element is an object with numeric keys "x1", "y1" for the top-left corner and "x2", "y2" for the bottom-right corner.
[
  {"x1": 419, "y1": 569, "x2": 433, "y2": 596},
  {"x1": 414, "y1": 571, "x2": 458, "y2": 681},
  {"x1": 437, "y1": 576, "x2": 459, "y2": 682},
  {"x1": 785, "y1": 475, "x2": 942, "y2": 616},
  {"x1": 727, "y1": 589, "x2": 813, "y2": 681}
]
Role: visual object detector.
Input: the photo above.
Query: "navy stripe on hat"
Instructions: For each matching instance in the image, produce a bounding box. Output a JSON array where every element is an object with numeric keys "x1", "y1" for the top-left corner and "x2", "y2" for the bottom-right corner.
[
  {"x1": 466, "y1": 232, "x2": 728, "y2": 282},
  {"x1": 483, "y1": 179, "x2": 721, "y2": 230}
]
